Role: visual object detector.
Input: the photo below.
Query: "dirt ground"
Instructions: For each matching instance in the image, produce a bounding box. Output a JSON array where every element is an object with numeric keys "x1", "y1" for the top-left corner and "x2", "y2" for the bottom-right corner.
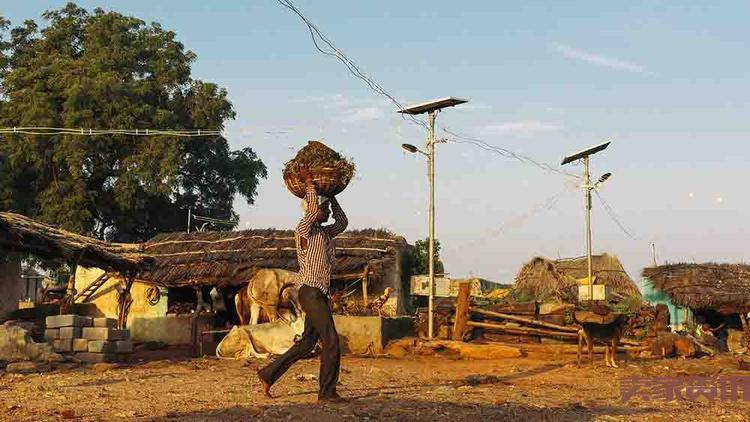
[{"x1": 2, "y1": 345, "x2": 750, "y2": 421}]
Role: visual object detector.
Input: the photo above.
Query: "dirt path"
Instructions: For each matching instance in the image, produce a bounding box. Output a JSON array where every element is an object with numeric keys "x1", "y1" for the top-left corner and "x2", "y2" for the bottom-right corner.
[{"x1": 1, "y1": 350, "x2": 749, "y2": 421}]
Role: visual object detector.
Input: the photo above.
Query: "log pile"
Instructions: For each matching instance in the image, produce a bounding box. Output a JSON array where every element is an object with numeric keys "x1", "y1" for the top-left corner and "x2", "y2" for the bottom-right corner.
[{"x1": 452, "y1": 283, "x2": 581, "y2": 345}]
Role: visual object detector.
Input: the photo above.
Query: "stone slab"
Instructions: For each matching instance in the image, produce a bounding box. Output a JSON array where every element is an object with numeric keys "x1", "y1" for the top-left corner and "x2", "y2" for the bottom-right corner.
[
  {"x1": 6, "y1": 361, "x2": 50, "y2": 374},
  {"x1": 87, "y1": 340, "x2": 116, "y2": 354},
  {"x1": 53, "y1": 338, "x2": 74, "y2": 353},
  {"x1": 59, "y1": 326, "x2": 83, "y2": 339},
  {"x1": 44, "y1": 328, "x2": 59, "y2": 341},
  {"x1": 73, "y1": 338, "x2": 89, "y2": 352},
  {"x1": 82, "y1": 328, "x2": 129, "y2": 341},
  {"x1": 74, "y1": 352, "x2": 118, "y2": 363},
  {"x1": 115, "y1": 340, "x2": 133, "y2": 354},
  {"x1": 46, "y1": 315, "x2": 92, "y2": 329},
  {"x1": 93, "y1": 318, "x2": 117, "y2": 328},
  {"x1": 334, "y1": 316, "x2": 415, "y2": 355}
]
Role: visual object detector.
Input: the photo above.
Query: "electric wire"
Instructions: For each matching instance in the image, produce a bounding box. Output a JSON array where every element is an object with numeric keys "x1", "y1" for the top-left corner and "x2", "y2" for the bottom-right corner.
[
  {"x1": 594, "y1": 190, "x2": 639, "y2": 240},
  {"x1": 277, "y1": 1, "x2": 584, "y2": 181},
  {"x1": 0, "y1": 127, "x2": 221, "y2": 137},
  {"x1": 275, "y1": 0, "x2": 429, "y2": 131}
]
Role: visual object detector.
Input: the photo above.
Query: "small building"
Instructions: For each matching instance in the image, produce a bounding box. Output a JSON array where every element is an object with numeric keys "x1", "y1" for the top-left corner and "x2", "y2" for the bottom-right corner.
[
  {"x1": 514, "y1": 253, "x2": 642, "y2": 303},
  {"x1": 410, "y1": 276, "x2": 510, "y2": 298},
  {"x1": 0, "y1": 211, "x2": 414, "y2": 345},
  {"x1": 75, "y1": 228, "x2": 413, "y2": 344},
  {"x1": 643, "y1": 263, "x2": 750, "y2": 330}
]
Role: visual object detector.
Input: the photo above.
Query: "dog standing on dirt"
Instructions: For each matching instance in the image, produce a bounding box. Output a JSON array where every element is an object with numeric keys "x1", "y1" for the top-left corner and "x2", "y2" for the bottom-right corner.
[{"x1": 575, "y1": 313, "x2": 628, "y2": 368}]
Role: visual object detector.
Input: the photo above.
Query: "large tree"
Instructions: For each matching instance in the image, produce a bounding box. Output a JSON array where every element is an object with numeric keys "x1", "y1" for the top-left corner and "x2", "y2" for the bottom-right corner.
[{"x1": 0, "y1": 4, "x2": 266, "y2": 242}]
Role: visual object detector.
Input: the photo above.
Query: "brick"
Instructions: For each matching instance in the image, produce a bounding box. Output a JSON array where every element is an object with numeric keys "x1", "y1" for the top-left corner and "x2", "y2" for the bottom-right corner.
[
  {"x1": 74, "y1": 353, "x2": 118, "y2": 364},
  {"x1": 93, "y1": 318, "x2": 117, "y2": 328},
  {"x1": 115, "y1": 340, "x2": 133, "y2": 354},
  {"x1": 82, "y1": 328, "x2": 129, "y2": 341},
  {"x1": 87, "y1": 340, "x2": 117, "y2": 354},
  {"x1": 53, "y1": 338, "x2": 74, "y2": 353},
  {"x1": 46, "y1": 315, "x2": 92, "y2": 329},
  {"x1": 44, "y1": 328, "x2": 59, "y2": 341},
  {"x1": 73, "y1": 338, "x2": 89, "y2": 352},
  {"x1": 59, "y1": 326, "x2": 83, "y2": 339}
]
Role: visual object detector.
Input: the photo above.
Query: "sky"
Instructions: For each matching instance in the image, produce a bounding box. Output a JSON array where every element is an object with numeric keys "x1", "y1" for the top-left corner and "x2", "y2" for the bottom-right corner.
[{"x1": 4, "y1": 1, "x2": 750, "y2": 286}]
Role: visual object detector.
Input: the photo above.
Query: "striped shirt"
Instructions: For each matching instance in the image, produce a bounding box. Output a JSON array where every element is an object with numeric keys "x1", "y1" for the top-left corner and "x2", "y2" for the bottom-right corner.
[{"x1": 295, "y1": 184, "x2": 348, "y2": 295}]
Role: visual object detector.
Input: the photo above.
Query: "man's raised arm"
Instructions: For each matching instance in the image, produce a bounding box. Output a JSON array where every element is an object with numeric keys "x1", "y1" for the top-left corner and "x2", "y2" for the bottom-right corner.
[{"x1": 325, "y1": 196, "x2": 348, "y2": 237}]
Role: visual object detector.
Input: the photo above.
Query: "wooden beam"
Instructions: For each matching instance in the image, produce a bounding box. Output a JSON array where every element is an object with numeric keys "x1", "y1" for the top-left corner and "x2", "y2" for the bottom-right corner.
[
  {"x1": 467, "y1": 320, "x2": 578, "y2": 338},
  {"x1": 470, "y1": 307, "x2": 579, "y2": 333},
  {"x1": 452, "y1": 282, "x2": 472, "y2": 341}
]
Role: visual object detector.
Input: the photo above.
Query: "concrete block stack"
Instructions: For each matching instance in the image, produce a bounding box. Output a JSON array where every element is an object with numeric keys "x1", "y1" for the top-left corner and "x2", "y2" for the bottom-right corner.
[{"x1": 45, "y1": 315, "x2": 132, "y2": 363}]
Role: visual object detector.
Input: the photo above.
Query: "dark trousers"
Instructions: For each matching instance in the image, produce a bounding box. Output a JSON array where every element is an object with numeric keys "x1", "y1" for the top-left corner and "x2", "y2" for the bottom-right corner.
[{"x1": 258, "y1": 285, "x2": 340, "y2": 399}]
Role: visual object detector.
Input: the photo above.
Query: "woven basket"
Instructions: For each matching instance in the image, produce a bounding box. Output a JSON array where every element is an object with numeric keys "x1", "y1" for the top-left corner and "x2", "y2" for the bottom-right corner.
[{"x1": 283, "y1": 167, "x2": 352, "y2": 199}]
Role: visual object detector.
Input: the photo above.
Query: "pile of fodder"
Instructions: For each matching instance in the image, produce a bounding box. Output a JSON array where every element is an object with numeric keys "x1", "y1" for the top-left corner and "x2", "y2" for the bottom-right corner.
[{"x1": 283, "y1": 140, "x2": 356, "y2": 198}]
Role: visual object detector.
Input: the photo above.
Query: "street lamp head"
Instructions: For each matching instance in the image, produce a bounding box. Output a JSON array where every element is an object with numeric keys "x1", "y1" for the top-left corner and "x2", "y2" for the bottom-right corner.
[
  {"x1": 598, "y1": 172, "x2": 612, "y2": 184},
  {"x1": 401, "y1": 143, "x2": 419, "y2": 154}
]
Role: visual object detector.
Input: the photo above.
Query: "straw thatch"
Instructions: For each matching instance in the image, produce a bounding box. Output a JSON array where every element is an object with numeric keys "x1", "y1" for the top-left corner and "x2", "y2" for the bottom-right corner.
[
  {"x1": 0, "y1": 211, "x2": 410, "y2": 288},
  {"x1": 643, "y1": 263, "x2": 750, "y2": 314},
  {"x1": 514, "y1": 253, "x2": 641, "y2": 302},
  {"x1": 139, "y1": 228, "x2": 410, "y2": 287},
  {"x1": 0, "y1": 212, "x2": 151, "y2": 273}
]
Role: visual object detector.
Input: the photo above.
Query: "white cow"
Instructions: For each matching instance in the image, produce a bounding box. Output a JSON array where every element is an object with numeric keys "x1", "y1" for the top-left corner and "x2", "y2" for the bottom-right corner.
[{"x1": 235, "y1": 269, "x2": 301, "y2": 325}]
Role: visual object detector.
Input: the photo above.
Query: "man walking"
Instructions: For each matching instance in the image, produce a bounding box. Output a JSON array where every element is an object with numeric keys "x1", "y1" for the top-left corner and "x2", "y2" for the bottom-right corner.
[{"x1": 258, "y1": 170, "x2": 348, "y2": 402}]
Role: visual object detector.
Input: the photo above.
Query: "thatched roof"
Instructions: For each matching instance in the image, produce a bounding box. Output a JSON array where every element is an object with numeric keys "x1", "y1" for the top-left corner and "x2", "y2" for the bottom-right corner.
[
  {"x1": 0, "y1": 212, "x2": 151, "y2": 274},
  {"x1": 0, "y1": 211, "x2": 410, "y2": 288},
  {"x1": 514, "y1": 253, "x2": 641, "y2": 302},
  {"x1": 643, "y1": 263, "x2": 750, "y2": 314},
  {"x1": 138, "y1": 228, "x2": 410, "y2": 287}
]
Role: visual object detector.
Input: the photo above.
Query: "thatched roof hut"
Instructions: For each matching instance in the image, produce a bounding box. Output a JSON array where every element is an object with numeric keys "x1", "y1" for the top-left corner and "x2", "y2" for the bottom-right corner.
[
  {"x1": 139, "y1": 229, "x2": 410, "y2": 287},
  {"x1": 642, "y1": 263, "x2": 750, "y2": 314},
  {"x1": 0, "y1": 212, "x2": 151, "y2": 274},
  {"x1": 0, "y1": 211, "x2": 411, "y2": 289},
  {"x1": 514, "y1": 253, "x2": 641, "y2": 302}
]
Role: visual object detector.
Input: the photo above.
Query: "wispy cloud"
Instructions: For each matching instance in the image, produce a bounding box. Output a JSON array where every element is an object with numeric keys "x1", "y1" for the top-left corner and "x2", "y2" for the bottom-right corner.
[
  {"x1": 479, "y1": 120, "x2": 562, "y2": 136},
  {"x1": 338, "y1": 106, "x2": 386, "y2": 123},
  {"x1": 552, "y1": 43, "x2": 649, "y2": 74}
]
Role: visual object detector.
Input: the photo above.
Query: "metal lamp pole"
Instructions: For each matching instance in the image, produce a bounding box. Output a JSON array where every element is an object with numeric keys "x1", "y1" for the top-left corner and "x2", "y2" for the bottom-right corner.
[
  {"x1": 583, "y1": 156, "x2": 594, "y2": 302},
  {"x1": 427, "y1": 111, "x2": 437, "y2": 339},
  {"x1": 399, "y1": 97, "x2": 468, "y2": 339},
  {"x1": 561, "y1": 141, "x2": 611, "y2": 302}
]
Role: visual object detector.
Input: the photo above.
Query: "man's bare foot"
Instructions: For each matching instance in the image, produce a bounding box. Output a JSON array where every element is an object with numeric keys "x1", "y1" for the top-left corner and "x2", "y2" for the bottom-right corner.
[
  {"x1": 258, "y1": 374, "x2": 273, "y2": 399},
  {"x1": 318, "y1": 392, "x2": 347, "y2": 403}
]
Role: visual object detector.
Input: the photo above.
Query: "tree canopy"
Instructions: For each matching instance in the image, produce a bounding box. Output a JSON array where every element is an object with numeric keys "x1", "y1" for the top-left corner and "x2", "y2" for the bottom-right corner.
[
  {"x1": 411, "y1": 238, "x2": 445, "y2": 276},
  {"x1": 0, "y1": 3, "x2": 266, "y2": 242}
]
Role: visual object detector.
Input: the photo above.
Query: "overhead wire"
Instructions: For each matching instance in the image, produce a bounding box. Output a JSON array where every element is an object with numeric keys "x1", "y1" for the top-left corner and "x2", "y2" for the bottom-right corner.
[
  {"x1": 276, "y1": 0, "x2": 582, "y2": 181},
  {"x1": 275, "y1": 0, "x2": 428, "y2": 131},
  {"x1": 593, "y1": 190, "x2": 639, "y2": 241},
  {"x1": 0, "y1": 127, "x2": 222, "y2": 137},
  {"x1": 440, "y1": 126, "x2": 580, "y2": 179}
]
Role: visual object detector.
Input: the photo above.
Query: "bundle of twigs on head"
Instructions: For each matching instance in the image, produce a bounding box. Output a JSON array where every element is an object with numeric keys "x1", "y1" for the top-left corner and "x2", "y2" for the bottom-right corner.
[{"x1": 283, "y1": 140, "x2": 356, "y2": 199}]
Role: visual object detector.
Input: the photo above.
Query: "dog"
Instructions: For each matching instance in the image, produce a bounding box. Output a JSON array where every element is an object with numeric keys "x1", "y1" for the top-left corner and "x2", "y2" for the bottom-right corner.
[{"x1": 575, "y1": 313, "x2": 628, "y2": 368}]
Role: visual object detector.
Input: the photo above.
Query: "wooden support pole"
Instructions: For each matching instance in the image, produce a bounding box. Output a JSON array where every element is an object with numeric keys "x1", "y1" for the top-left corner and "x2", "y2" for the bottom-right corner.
[
  {"x1": 116, "y1": 275, "x2": 135, "y2": 329},
  {"x1": 470, "y1": 307, "x2": 579, "y2": 333},
  {"x1": 452, "y1": 282, "x2": 472, "y2": 341},
  {"x1": 466, "y1": 320, "x2": 578, "y2": 338},
  {"x1": 740, "y1": 313, "x2": 750, "y2": 350},
  {"x1": 362, "y1": 266, "x2": 370, "y2": 307}
]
